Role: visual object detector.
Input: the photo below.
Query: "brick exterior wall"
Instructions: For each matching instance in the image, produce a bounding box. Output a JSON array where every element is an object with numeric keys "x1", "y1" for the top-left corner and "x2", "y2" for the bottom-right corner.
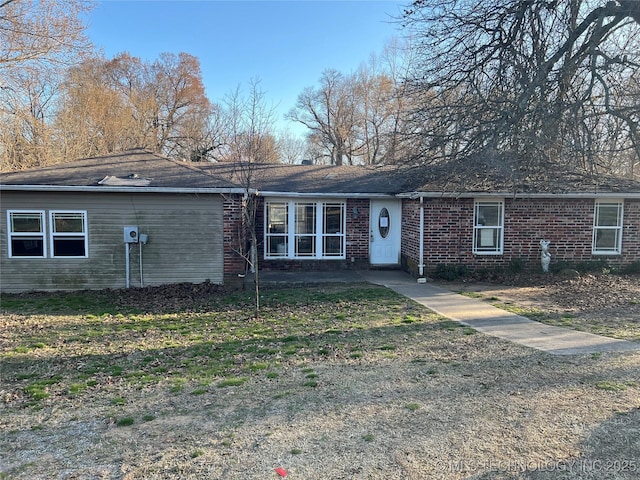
[
  {"x1": 223, "y1": 195, "x2": 246, "y2": 286},
  {"x1": 345, "y1": 198, "x2": 370, "y2": 266},
  {"x1": 402, "y1": 197, "x2": 640, "y2": 274},
  {"x1": 623, "y1": 199, "x2": 640, "y2": 261}
]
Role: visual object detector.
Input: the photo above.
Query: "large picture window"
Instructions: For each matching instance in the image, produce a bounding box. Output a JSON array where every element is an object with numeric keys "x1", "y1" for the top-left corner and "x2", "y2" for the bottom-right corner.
[
  {"x1": 50, "y1": 211, "x2": 88, "y2": 257},
  {"x1": 593, "y1": 201, "x2": 623, "y2": 255},
  {"x1": 265, "y1": 200, "x2": 346, "y2": 259},
  {"x1": 7, "y1": 211, "x2": 46, "y2": 258},
  {"x1": 473, "y1": 200, "x2": 504, "y2": 254}
]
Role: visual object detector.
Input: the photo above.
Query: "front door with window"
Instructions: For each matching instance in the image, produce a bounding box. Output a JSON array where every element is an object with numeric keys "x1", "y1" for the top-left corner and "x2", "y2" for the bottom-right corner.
[{"x1": 370, "y1": 199, "x2": 401, "y2": 265}]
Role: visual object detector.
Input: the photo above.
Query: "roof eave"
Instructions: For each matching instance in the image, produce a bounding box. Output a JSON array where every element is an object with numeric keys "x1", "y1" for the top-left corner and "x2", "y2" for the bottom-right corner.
[
  {"x1": 0, "y1": 184, "x2": 247, "y2": 194},
  {"x1": 257, "y1": 191, "x2": 397, "y2": 198},
  {"x1": 398, "y1": 191, "x2": 640, "y2": 199}
]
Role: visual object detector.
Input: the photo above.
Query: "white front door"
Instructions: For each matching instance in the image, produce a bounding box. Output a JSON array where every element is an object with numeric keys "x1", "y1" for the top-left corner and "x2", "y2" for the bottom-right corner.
[{"x1": 370, "y1": 199, "x2": 401, "y2": 265}]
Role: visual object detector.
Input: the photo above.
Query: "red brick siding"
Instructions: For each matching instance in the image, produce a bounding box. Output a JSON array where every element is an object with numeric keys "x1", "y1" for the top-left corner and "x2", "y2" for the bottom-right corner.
[
  {"x1": 621, "y1": 199, "x2": 640, "y2": 260},
  {"x1": 402, "y1": 198, "x2": 640, "y2": 273},
  {"x1": 402, "y1": 198, "x2": 473, "y2": 268},
  {"x1": 223, "y1": 195, "x2": 245, "y2": 276},
  {"x1": 345, "y1": 199, "x2": 370, "y2": 263},
  {"x1": 254, "y1": 198, "x2": 371, "y2": 272}
]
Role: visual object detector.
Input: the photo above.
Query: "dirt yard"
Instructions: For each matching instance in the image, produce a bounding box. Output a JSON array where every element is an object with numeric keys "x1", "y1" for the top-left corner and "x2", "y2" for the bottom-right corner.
[
  {"x1": 1, "y1": 276, "x2": 639, "y2": 480},
  {"x1": 447, "y1": 273, "x2": 640, "y2": 315},
  {"x1": 443, "y1": 273, "x2": 640, "y2": 340}
]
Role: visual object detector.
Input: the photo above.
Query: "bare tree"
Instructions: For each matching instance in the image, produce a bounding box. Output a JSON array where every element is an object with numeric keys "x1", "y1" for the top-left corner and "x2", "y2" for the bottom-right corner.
[
  {"x1": 149, "y1": 52, "x2": 214, "y2": 159},
  {"x1": 402, "y1": 0, "x2": 640, "y2": 178},
  {"x1": 0, "y1": 0, "x2": 94, "y2": 170},
  {"x1": 354, "y1": 61, "x2": 393, "y2": 165},
  {"x1": 0, "y1": 0, "x2": 92, "y2": 67},
  {"x1": 287, "y1": 69, "x2": 359, "y2": 165},
  {"x1": 354, "y1": 44, "x2": 413, "y2": 165},
  {"x1": 288, "y1": 40, "x2": 413, "y2": 166},
  {"x1": 55, "y1": 52, "x2": 220, "y2": 162},
  {"x1": 187, "y1": 102, "x2": 226, "y2": 162},
  {"x1": 55, "y1": 56, "x2": 138, "y2": 159},
  {"x1": 0, "y1": 65, "x2": 58, "y2": 170},
  {"x1": 220, "y1": 79, "x2": 279, "y2": 319},
  {"x1": 277, "y1": 129, "x2": 306, "y2": 164},
  {"x1": 378, "y1": 37, "x2": 416, "y2": 165}
]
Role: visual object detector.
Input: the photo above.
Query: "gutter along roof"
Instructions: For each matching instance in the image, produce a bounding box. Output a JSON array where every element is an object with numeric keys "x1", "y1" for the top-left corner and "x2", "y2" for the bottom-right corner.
[{"x1": 397, "y1": 191, "x2": 640, "y2": 199}]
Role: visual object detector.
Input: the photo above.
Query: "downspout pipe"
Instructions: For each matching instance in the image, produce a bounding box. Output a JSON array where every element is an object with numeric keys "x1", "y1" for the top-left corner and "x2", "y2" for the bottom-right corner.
[
  {"x1": 125, "y1": 243, "x2": 131, "y2": 289},
  {"x1": 139, "y1": 241, "x2": 144, "y2": 288},
  {"x1": 419, "y1": 196, "x2": 425, "y2": 277}
]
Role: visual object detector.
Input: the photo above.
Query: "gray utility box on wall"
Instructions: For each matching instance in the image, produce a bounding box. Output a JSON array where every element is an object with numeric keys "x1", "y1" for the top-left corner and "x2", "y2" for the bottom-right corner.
[{"x1": 124, "y1": 226, "x2": 139, "y2": 243}]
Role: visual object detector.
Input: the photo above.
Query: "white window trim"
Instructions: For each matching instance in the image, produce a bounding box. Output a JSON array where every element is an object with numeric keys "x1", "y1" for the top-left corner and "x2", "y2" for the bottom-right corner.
[
  {"x1": 321, "y1": 202, "x2": 346, "y2": 258},
  {"x1": 265, "y1": 201, "x2": 289, "y2": 258},
  {"x1": 49, "y1": 210, "x2": 88, "y2": 258},
  {"x1": 264, "y1": 199, "x2": 346, "y2": 260},
  {"x1": 293, "y1": 201, "x2": 318, "y2": 257},
  {"x1": 7, "y1": 210, "x2": 47, "y2": 258},
  {"x1": 472, "y1": 199, "x2": 504, "y2": 255},
  {"x1": 592, "y1": 200, "x2": 623, "y2": 255}
]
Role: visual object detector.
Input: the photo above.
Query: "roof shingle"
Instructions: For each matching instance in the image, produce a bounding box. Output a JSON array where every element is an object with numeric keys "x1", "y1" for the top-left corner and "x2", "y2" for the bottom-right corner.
[
  {"x1": 0, "y1": 149, "x2": 239, "y2": 190},
  {"x1": 2, "y1": 149, "x2": 639, "y2": 196}
]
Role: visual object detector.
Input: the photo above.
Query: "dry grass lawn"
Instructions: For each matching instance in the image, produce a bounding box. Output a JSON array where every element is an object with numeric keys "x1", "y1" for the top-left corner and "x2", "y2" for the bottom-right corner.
[{"x1": 1, "y1": 281, "x2": 639, "y2": 479}]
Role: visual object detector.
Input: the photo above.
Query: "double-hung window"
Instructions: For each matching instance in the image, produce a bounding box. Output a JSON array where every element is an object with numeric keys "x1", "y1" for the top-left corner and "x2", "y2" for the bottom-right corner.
[
  {"x1": 294, "y1": 202, "x2": 317, "y2": 256},
  {"x1": 7, "y1": 211, "x2": 46, "y2": 257},
  {"x1": 50, "y1": 211, "x2": 88, "y2": 257},
  {"x1": 6, "y1": 210, "x2": 87, "y2": 258},
  {"x1": 265, "y1": 200, "x2": 346, "y2": 259},
  {"x1": 473, "y1": 200, "x2": 504, "y2": 254},
  {"x1": 322, "y1": 203, "x2": 344, "y2": 257},
  {"x1": 265, "y1": 202, "x2": 289, "y2": 256},
  {"x1": 592, "y1": 201, "x2": 623, "y2": 255}
]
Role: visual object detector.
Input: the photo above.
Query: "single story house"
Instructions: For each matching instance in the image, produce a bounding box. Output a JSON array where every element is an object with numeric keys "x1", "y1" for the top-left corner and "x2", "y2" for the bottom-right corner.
[{"x1": 1, "y1": 149, "x2": 639, "y2": 292}]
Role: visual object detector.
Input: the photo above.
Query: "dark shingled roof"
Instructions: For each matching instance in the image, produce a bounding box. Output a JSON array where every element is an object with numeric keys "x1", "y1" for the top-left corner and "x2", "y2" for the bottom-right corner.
[
  {"x1": 197, "y1": 162, "x2": 408, "y2": 195},
  {"x1": 401, "y1": 160, "x2": 640, "y2": 195},
  {"x1": 0, "y1": 149, "x2": 239, "y2": 190},
  {"x1": 2, "y1": 149, "x2": 639, "y2": 196}
]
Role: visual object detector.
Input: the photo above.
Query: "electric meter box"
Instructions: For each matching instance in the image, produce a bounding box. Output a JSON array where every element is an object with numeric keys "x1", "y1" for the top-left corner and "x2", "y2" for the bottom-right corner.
[{"x1": 124, "y1": 226, "x2": 139, "y2": 243}]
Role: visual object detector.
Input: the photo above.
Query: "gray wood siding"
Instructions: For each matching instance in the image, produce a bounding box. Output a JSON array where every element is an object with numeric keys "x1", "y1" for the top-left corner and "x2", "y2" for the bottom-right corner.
[{"x1": 1, "y1": 191, "x2": 223, "y2": 292}]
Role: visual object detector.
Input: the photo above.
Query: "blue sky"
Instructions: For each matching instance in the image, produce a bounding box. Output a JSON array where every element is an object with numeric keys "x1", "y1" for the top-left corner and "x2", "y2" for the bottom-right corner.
[{"x1": 85, "y1": 0, "x2": 407, "y2": 134}]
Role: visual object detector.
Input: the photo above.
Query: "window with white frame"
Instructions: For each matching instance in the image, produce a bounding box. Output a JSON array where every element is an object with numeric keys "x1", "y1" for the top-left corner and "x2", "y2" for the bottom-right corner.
[
  {"x1": 294, "y1": 202, "x2": 317, "y2": 256},
  {"x1": 473, "y1": 200, "x2": 504, "y2": 254},
  {"x1": 265, "y1": 200, "x2": 346, "y2": 259},
  {"x1": 7, "y1": 211, "x2": 46, "y2": 257},
  {"x1": 49, "y1": 211, "x2": 88, "y2": 257},
  {"x1": 6, "y1": 210, "x2": 88, "y2": 258},
  {"x1": 265, "y1": 202, "x2": 288, "y2": 256},
  {"x1": 322, "y1": 203, "x2": 344, "y2": 257},
  {"x1": 592, "y1": 201, "x2": 623, "y2": 255}
]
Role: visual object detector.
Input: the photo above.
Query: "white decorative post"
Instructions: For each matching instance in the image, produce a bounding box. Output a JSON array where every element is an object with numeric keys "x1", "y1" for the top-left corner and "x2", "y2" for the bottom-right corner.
[{"x1": 540, "y1": 240, "x2": 551, "y2": 273}]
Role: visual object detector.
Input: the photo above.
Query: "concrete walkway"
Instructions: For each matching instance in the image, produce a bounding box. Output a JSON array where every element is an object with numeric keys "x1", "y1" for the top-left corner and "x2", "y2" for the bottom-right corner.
[{"x1": 356, "y1": 270, "x2": 640, "y2": 356}]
